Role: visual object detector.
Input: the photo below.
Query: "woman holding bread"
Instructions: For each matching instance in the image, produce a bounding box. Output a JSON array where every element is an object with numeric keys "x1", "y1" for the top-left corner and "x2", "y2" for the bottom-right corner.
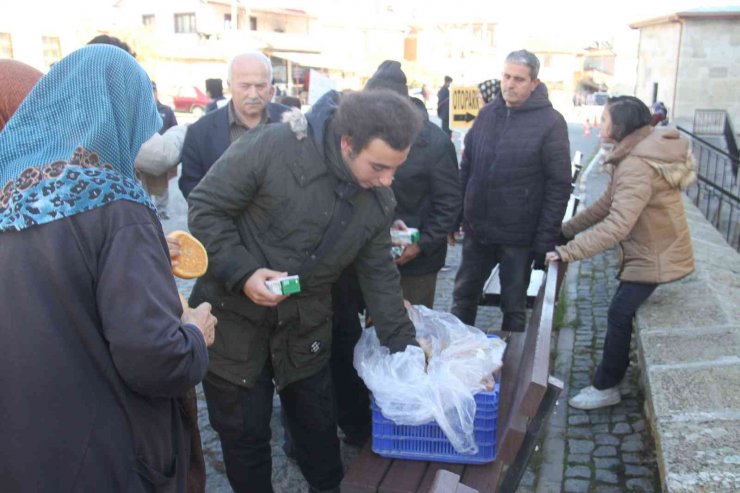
[{"x1": 0, "y1": 45, "x2": 216, "y2": 492}]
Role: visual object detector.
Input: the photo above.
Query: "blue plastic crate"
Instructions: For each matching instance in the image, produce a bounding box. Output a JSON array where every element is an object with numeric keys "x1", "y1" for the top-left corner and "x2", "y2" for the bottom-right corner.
[{"x1": 371, "y1": 383, "x2": 499, "y2": 464}]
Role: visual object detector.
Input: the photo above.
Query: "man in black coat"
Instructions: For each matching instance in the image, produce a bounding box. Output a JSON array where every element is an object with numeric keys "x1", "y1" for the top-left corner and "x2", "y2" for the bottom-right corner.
[
  {"x1": 179, "y1": 52, "x2": 289, "y2": 198},
  {"x1": 365, "y1": 61, "x2": 461, "y2": 306},
  {"x1": 436, "y1": 75, "x2": 453, "y2": 137},
  {"x1": 451, "y1": 50, "x2": 571, "y2": 331}
]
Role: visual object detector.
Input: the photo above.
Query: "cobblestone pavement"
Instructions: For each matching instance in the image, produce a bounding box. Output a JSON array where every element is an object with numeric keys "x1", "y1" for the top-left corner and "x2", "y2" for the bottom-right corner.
[{"x1": 540, "y1": 166, "x2": 662, "y2": 493}]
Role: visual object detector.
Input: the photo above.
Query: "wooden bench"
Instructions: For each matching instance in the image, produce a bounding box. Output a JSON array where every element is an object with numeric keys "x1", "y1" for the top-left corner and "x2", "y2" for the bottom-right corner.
[
  {"x1": 340, "y1": 262, "x2": 565, "y2": 493},
  {"x1": 481, "y1": 153, "x2": 583, "y2": 308}
]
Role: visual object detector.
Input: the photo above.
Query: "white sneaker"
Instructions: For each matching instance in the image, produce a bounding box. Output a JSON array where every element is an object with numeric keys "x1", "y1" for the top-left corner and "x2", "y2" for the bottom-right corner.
[{"x1": 569, "y1": 385, "x2": 621, "y2": 410}]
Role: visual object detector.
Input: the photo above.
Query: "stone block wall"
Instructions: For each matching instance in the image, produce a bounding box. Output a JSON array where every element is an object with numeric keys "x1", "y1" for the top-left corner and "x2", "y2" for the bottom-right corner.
[{"x1": 636, "y1": 197, "x2": 740, "y2": 492}]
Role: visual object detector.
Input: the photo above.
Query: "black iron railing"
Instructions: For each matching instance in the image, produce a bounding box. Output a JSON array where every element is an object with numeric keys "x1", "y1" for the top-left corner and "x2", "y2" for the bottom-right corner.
[
  {"x1": 678, "y1": 126, "x2": 740, "y2": 251},
  {"x1": 692, "y1": 109, "x2": 739, "y2": 178}
]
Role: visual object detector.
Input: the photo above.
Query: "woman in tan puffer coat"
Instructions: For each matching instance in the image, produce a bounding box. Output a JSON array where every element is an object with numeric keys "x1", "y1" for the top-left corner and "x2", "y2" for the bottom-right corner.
[{"x1": 546, "y1": 96, "x2": 695, "y2": 410}]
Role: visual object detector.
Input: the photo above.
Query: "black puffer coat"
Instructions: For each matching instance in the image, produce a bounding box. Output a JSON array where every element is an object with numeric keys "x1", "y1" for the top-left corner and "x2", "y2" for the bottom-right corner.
[
  {"x1": 460, "y1": 84, "x2": 571, "y2": 254},
  {"x1": 392, "y1": 116, "x2": 460, "y2": 276}
]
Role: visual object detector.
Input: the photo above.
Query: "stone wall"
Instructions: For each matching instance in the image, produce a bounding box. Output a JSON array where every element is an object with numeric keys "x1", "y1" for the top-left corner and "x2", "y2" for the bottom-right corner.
[
  {"x1": 675, "y1": 18, "x2": 740, "y2": 127},
  {"x1": 634, "y1": 23, "x2": 681, "y2": 117},
  {"x1": 635, "y1": 197, "x2": 740, "y2": 492}
]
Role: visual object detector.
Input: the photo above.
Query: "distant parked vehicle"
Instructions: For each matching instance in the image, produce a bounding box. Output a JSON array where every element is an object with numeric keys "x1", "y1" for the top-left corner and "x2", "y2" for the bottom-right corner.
[
  {"x1": 172, "y1": 86, "x2": 212, "y2": 118},
  {"x1": 592, "y1": 92, "x2": 609, "y2": 106}
]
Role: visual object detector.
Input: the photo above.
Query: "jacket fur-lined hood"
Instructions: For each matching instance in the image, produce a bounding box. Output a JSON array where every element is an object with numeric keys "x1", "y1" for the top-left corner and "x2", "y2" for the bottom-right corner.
[{"x1": 607, "y1": 126, "x2": 696, "y2": 190}]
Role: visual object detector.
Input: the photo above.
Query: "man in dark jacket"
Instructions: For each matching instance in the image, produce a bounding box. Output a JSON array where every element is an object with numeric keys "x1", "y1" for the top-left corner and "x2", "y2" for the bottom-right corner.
[
  {"x1": 328, "y1": 61, "x2": 461, "y2": 447},
  {"x1": 451, "y1": 50, "x2": 571, "y2": 331},
  {"x1": 437, "y1": 75, "x2": 453, "y2": 137},
  {"x1": 179, "y1": 52, "x2": 289, "y2": 198},
  {"x1": 187, "y1": 89, "x2": 422, "y2": 493},
  {"x1": 366, "y1": 60, "x2": 461, "y2": 306}
]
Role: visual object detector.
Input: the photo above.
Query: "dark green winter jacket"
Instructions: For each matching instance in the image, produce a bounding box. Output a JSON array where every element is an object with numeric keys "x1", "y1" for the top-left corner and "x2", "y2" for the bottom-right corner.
[{"x1": 187, "y1": 91, "x2": 417, "y2": 389}]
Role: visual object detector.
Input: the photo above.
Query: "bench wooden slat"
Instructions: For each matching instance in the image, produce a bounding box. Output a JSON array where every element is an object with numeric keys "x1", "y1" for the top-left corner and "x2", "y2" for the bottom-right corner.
[
  {"x1": 516, "y1": 282, "x2": 548, "y2": 418},
  {"x1": 456, "y1": 483, "x2": 478, "y2": 493},
  {"x1": 416, "y1": 462, "x2": 465, "y2": 493},
  {"x1": 429, "y1": 469, "x2": 463, "y2": 493},
  {"x1": 498, "y1": 376, "x2": 564, "y2": 493},
  {"x1": 417, "y1": 463, "x2": 464, "y2": 493},
  {"x1": 378, "y1": 460, "x2": 428, "y2": 493},
  {"x1": 492, "y1": 413, "x2": 528, "y2": 465},
  {"x1": 341, "y1": 442, "x2": 393, "y2": 493},
  {"x1": 459, "y1": 460, "x2": 503, "y2": 493}
]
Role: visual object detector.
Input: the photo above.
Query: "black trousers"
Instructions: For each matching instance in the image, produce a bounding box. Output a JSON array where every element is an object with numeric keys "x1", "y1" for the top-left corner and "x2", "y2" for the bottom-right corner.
[
  {"x1": 451, "y1": 237, "x2": 532, "y2": 331},
  {"x1": 330, "y1": 273, "x2": 372, "y2": 441},
  {"x1": 202, "y1": 364, "x2": 343, "y2": 493},
  {"x1": 441, "y1": 118, "x2": 452, "y2": 138},
  {"x1": 593, "y1": 281, "x2": 658, "y2": 389}
]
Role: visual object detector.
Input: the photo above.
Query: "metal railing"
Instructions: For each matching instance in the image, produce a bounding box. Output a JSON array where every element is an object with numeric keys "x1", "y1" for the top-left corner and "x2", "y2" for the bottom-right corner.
[
  {"x1": 692, "y1": 109, "x2": 739, "y2": 178},
  {"x1": 678, "y1": 126, "x2": 740, "y2": 251}
]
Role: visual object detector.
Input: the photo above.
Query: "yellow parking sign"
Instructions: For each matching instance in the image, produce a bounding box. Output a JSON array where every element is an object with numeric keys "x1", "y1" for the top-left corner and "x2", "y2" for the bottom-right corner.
[{"x1": 450, "y1": 86, "x2": 480, "y2": 129}]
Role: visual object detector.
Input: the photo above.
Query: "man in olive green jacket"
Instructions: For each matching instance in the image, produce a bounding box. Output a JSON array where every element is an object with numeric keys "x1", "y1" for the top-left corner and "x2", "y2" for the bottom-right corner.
[{"x1": 187, "y1": 89, "x2": 422, "y2": 493}]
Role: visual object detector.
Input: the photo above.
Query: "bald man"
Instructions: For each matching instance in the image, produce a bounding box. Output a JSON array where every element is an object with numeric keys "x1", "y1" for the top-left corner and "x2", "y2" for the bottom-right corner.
[{"x1": 179, "y1": 52, "x2": 290, "y2": 198}]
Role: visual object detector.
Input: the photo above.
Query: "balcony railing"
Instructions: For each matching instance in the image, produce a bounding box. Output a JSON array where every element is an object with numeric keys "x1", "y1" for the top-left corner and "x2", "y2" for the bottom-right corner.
[{"x1": 678, "y1": 126, "x2": 740, "y2": 251}]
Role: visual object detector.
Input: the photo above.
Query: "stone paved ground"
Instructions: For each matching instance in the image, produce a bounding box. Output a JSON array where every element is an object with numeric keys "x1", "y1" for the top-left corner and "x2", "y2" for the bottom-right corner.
[{"x1": 542, "y1": 166, "x2": 662, "y2": 493}]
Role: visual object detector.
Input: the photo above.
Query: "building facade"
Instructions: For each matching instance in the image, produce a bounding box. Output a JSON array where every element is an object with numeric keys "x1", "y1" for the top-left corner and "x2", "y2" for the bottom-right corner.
[{"x1": 630, "y1": 7, "x2": 740, "y2": 126}]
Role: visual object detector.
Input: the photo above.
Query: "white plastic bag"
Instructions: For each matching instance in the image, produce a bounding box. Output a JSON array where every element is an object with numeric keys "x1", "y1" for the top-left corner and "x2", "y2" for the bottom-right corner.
[{"x1": 354, "y1": 305, "x2": 506, "y2": 454}]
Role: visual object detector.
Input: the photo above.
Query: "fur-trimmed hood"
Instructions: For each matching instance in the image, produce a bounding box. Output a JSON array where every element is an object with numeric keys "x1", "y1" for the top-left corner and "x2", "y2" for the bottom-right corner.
[{"x1": 607, "y1": 126, "x2": 696, "y2": 190}]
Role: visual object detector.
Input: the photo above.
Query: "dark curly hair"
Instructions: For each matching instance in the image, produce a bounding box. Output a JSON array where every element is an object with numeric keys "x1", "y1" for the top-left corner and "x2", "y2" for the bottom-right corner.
[
  {"x1": 605, "y1": 96, "x2": 652, "y2": 142},
  {"x1": 87, "y1": 35, "x2": 136, "y2": 59},
  {"x1": 333, "y1": 90, "x2": 423, "y2": 154}
]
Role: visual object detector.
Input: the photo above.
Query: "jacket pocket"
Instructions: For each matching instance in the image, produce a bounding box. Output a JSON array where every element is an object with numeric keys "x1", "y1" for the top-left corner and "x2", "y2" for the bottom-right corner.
[
  {"x1": 286, "y1": 296, "x2": 332, "y2": 368},
  {"x1": 134, "y1": 455, "x2": 177, "y2": 492},
  {"x1": 491, "y1": 186, "x2": 531, "y2": 226},
  {"x1": 296, "y1": 295, "x2": 332, "y2": 337}
]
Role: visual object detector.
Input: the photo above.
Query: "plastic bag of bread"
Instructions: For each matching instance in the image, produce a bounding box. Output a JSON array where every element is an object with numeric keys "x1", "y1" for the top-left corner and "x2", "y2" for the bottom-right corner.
[{"x1": 353, "y1": 305, "x2": 506, "y2": 455}]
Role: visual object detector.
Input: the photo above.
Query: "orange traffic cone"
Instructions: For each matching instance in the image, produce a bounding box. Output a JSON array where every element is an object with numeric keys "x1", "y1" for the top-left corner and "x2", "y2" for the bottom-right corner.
[{"x1": 583, "y1": 119, "x2": 591, "y2": 137}]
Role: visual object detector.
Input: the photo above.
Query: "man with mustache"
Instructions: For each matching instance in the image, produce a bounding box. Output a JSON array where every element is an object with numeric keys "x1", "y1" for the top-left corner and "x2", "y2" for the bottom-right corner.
[
  {"x1": 451, "y1": 49, "x2": 571, "y2": 332},
  {"x1": 179, "y1": 52, "x2": 290, "y2": 198}
]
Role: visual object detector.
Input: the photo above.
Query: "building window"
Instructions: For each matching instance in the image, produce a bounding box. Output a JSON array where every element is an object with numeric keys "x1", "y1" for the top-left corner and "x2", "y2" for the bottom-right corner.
[
  {"x1": 0, "y1": 32, "x2": 12, "y2": 58},
  {"x1": 174, "y1": 13, "x2": 196, "y2": 33},
  {"x1": 42, "y1": 36, "x2": 61, "y2": 66},
  {"x1": 142, "y1": 14, "x2": 155, "y2": 26},
  {"x1": 249, "y1": 16, "x2": 257, "y2": 31}
]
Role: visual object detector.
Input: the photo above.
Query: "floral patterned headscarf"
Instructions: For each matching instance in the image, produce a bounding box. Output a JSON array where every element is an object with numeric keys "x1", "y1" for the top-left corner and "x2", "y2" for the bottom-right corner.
[{"x1": 0, "y1": 44, "x2": 161, "y2": 232}]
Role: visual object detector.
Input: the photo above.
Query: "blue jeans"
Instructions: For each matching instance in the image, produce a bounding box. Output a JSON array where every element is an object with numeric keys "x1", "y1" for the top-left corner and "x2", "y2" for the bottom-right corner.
[{"x1": 593, "y1": 281, "x2": 658, "y2": 390}]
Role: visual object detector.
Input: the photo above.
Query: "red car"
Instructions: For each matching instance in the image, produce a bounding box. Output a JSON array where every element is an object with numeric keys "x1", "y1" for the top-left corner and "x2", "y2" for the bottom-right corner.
[{"x1": 172, "y1": 86, "x2": 213, "y2": 118}]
